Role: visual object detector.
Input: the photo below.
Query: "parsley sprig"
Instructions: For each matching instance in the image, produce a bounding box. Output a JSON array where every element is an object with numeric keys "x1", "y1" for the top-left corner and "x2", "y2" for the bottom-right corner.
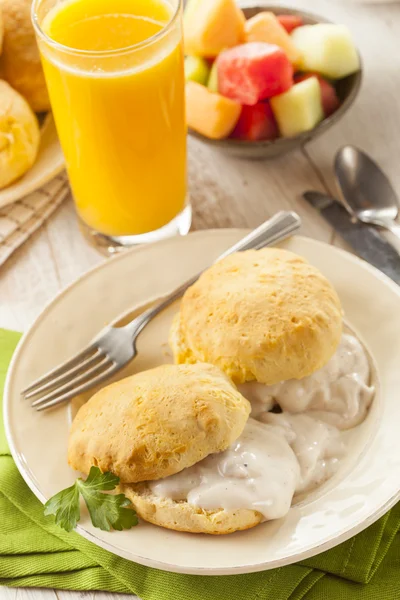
[{"x1": 44, "y1": 466, "x2": 138, "y2": 532}]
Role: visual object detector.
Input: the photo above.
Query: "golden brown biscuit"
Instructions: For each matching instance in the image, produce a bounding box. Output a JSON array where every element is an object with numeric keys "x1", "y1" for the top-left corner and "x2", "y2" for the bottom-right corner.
[
  {"x1": 120, "y1": 482, "x2": 263, "y2": 534},
  {"x1": 0, "y1": 0, "x2": 50, "y2": 112},
  {"x1": 170, "y1": 248, "x2": 343, "y2": 385},
  {"x1": 68, "y1": 363, "x2": 250, "y2": 483},
  {"x1": 0, "y1": 80, "x2": 40, "y2": 188},
  {"x1": 0, "y1": 6, "x2": 3, "y2": 53}
]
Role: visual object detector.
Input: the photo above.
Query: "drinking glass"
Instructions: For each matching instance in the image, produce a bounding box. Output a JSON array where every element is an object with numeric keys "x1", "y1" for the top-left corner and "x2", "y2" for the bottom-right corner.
[{"x1": 32, "y1": 0, "x2": 190, "y2": 254}]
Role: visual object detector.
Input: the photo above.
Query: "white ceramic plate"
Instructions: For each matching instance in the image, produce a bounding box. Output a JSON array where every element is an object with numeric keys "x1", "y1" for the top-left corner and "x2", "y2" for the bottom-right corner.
[
  {"x1": 4, "y1": 231, "x2": 400, "y2": 575},
  {"x1": 0, "y1": 113, "x2": 64, "y2": 209}
]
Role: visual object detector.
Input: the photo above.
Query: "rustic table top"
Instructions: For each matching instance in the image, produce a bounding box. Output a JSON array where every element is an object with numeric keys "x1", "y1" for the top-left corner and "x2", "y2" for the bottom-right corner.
[{"x1": 2, "y1": 0, "x2": 400, "y2": 598}]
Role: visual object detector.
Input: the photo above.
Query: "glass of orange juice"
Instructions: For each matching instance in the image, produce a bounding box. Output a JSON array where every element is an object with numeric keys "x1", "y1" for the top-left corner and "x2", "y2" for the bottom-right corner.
[{"x1": 32, "y1": 0, "x2": 190, "y2": 253}]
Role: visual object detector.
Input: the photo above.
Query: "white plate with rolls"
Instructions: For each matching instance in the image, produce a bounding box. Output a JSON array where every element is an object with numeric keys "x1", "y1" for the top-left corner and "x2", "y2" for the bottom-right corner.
[{"x1": 4, "y1": 231, "x2": 400, "y2": 575}]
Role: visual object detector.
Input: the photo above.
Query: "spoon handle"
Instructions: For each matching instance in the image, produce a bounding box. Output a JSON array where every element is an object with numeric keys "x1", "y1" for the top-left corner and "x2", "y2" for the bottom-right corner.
[{"x1": 382, "y1": 220, "x2": 400, "y2": 241}]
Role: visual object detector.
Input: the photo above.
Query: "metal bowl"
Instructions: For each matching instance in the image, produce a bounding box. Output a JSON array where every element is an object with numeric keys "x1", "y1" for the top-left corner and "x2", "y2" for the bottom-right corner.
[{"x1": 188, "y1": 3, "x2": 362, "y2": 159}]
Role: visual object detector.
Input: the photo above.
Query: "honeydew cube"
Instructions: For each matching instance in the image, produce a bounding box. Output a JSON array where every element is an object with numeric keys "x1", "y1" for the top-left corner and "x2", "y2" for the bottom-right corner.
[
  {"x1": 245, "y1": 11, "x2": 302, "y2": 66},
  {"x1": 185, "y1": 81, "x2": 241, "y2": 139},
  {"x1": 184, "y1": 0, "x2": 245, "y2": 57},
  {"x1": 294, "y1": 73, "x2": 340, "y2": 117},
  {"x1": 207, "y1": 60, "x2": 219, "y2": 92},
  {"x1": 185, "y1": 56, "x2": 210, "y2": 85},
  {"x1": 270, "y1": 77, "x2": 324, "y2": 138},
  {"x1": 291, "y1": 24, "x2": 360, "y2": 79}
]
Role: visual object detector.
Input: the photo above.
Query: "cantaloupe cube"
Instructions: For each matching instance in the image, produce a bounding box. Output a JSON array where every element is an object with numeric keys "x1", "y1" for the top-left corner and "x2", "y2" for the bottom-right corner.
[
  {"x1": 291, "y1": 24, "x2": 360, "y2": 79},
  {"x1": 184, "y1": 0, "x2": 245, "y2": 57},
  {"x1": 270, "y1": 77, "x2": 324, "y2": 138},
  {"x1": 245, "y1": 12, "x2": 302, "y2": 66},
  {"x1": 186, "y1": 81, "x2": 241, "y2": 139}
]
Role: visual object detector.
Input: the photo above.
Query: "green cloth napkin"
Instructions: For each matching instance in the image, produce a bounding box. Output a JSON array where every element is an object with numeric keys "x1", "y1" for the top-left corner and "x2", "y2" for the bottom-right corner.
[{"x1": 1, "y1": 328, "x2": 399, "y2": 599}]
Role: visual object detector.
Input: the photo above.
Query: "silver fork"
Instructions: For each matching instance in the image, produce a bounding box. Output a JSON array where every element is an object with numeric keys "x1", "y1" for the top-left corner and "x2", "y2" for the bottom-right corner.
[{"x1": 23, "y1": 211, "x2": 301, "y2": 411}]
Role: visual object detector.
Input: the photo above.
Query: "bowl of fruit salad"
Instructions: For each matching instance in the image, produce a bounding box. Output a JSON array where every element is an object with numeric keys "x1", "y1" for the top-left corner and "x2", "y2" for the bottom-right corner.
[{"x1": 184, "y1": 2, "x2": 362, "y2": 159}]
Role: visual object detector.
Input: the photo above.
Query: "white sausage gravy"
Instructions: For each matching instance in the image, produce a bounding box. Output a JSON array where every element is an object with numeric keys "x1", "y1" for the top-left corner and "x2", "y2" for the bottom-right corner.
[
  {"x1": 239, "y1": 333, "x2": 374, "y2": 430},
  {"x1": 150, "y1": 333, "x2": 374, "y2": 520},
  {"x1": 149, "y1": 419, "x2": 300, "y2": 520}
]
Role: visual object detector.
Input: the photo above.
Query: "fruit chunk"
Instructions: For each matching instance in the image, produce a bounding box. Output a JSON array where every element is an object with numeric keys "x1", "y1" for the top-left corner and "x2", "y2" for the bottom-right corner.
[
  {"x1": 270, "y1": 77, "x2": 323, "y2": 138},
  {"x1": 207, "y1": 60, "x2": 219, "y2": 92},
  {"x1": 184, "y1": 56, "x2": 210, "y2": 85},
  {"x1": 231, "y1": 103, "x2": 279, "y2": 141},
  {"x1": 295, "y1": 73, "x2": 340, "y2": 117},
  {"x1": 245, "y1": 12, "x2": 302, "y2": 66},
  {"x1": 217, "y1": 42, "x2": 293, "y2": 106},
  {"x1": 184, "y1": 0, "x2": 245, "y2": 57},
  {"x1": 277, "y1": 14, "x2": 304, "y2": 34},
  {"x1": 185, "y1": 81, "x2": 241, "y2": 139},
  {"x1": 291, "y1": 24, "x2": 360, "y2": 79}
]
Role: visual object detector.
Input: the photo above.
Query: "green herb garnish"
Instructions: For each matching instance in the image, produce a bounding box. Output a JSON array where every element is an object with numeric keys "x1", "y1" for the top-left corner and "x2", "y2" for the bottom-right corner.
[{"x1": 44, "y1": 466, "x2": 138, "y2": 532}]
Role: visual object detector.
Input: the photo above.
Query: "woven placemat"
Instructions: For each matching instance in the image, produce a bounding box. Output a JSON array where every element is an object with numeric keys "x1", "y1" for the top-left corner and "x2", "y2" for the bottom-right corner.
[{"x1": 0, "y1": 173, "x2": 70, "y2": 267}]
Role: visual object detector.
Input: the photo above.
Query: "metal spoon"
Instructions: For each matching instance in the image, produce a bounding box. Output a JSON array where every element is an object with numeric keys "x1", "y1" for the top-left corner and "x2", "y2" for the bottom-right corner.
[{"x1": 335, "y1": 145, "x2": 400, "y2": 240}]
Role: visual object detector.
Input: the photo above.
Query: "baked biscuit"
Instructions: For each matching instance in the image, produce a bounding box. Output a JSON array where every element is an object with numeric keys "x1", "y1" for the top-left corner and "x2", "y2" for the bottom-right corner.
[
  {"x1": 0, "y1": 6, "x2": 3, "y2": 53},
  {"x1": 0, "y1": 0, "x2": 50, "y2": 112},
  {"x1": 120, "y1": 482, "x2": 263, "y2": 534},
  {"x1": 68, "y1": 363, "x2": 250, "y2": 483},
  {"x1": 0, "y1": 80, "x2": 40, "y2": 188},
  {"x1": 170, "y1": 248, "x2": 343, "y2": 385}
]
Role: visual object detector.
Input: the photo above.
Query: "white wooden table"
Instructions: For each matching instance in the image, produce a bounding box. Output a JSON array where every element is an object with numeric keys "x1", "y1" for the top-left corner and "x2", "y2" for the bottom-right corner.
[{"x1": 1, "y1": 1, "x2": 400, "y2": 598}]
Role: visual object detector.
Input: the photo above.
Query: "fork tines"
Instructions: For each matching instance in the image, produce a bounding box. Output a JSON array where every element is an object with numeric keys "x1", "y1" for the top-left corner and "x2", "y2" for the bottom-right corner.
[{"x1": 22, "y1": 344, "x2": 118, "y2": 411}]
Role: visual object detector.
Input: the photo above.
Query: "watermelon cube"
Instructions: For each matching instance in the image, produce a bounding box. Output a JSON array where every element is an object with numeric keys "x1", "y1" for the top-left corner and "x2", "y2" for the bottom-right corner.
[
  {"x1": 217, "y1": 42, "x2": 293, "y2": 106},
  {"x1": 291, "y1": 24, "x2": 360, "y2": 79},
  {"x1": 277, "y1": 14, "x2": 304, "y2": 34},
  {"x1": 231, "y1": 103, "x2": 279, "y2": 141},
  {"x1": 270, "y1": 77, "x2": 324, "y2": 138},
  {"x1": 294, "y1": 73, "x2": 340, "y2": 117},
  {"x1": 245, "y1": 12, "x2": 302, "y2": 66},
  {"x1": 184, "y1": 0, "x2": 245, "y2": 57},
  {"x1": 185, "y1": 81, "x2": 241, "y2": 139}
]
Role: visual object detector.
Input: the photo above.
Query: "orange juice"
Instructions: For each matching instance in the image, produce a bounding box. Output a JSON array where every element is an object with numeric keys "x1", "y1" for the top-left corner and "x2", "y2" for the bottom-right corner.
[{"x1": 38, "y1": 0, "x2": 186, "y2": 237}]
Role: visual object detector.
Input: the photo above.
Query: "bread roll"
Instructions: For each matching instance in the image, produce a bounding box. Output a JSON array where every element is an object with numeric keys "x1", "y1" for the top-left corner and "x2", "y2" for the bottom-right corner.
[
  {"x1": 0, "y1": 80, "x2": 40, "y2": 188},
  {"x1": 68, "y1": 363, "x2": 250, "y2": 483},
  {"x1": 170, "y1": 248, "x2": 343, "y2": 385},
  {"x1": 0, "y1": 0, "x2": 50, "y2": 112},
  {"x1": 0, "y1": 5, "x2": 4, "y2": 54},
  {"x1": 121, "y1": 482, "x2": 263, "y2": 535}
]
